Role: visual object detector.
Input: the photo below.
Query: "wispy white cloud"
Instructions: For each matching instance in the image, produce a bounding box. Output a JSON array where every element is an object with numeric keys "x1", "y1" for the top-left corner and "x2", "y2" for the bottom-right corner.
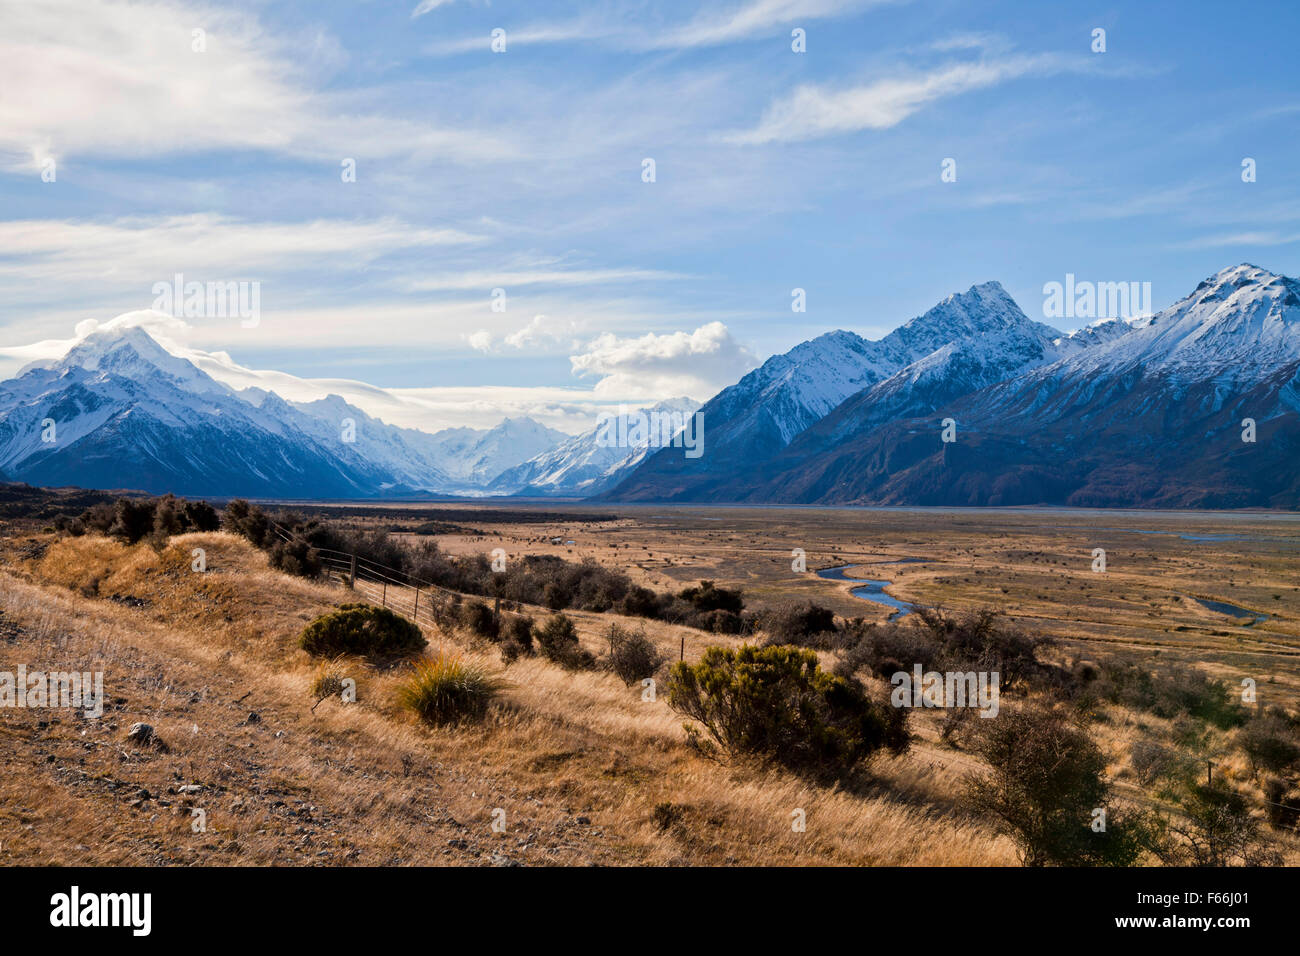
[
  {"x1": 411, "y1": 0, "x2": 458, "y2": 18},
  {"x1": 0, "y1": 215, "x2": 483, "y2": 292},
  {"x1": 423, "y1": 0, "x2": 889, "y2": 55},
  {"x1": 0, "y1": 0, "x2": 510, "y2": 169},
  {"x1": 1176, "y1": 230, "x2": 1300, "y2": 250},
  {"x1": 728, "y1": 53, "x2": 1092, "y2": 144},
  {"x1": 405, "y1": 265, "x2": 688, "y2": 293}
]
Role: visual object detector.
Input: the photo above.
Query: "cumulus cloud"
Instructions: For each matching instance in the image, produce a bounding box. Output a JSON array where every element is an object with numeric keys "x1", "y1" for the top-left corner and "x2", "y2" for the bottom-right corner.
[
  {"x1": 570, "y1": 321, "x2": 756, "y2": 401},
  {"x1": 503, "y1": 314, "x2": 583, "y2": 350},
  {"x1": 0, "y1": 313, "x2": 742, "y2": 434}
]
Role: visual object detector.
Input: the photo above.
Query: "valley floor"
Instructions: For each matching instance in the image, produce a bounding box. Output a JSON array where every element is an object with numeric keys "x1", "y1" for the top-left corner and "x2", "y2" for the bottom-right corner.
[{"x1": 2, "y1": 504, "x2": 1298, "y2": 866}]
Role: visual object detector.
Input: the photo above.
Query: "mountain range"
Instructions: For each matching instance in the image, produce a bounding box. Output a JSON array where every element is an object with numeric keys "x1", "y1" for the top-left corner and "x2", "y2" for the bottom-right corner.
[
  {"x1": 0, "y1": 263, "x2": 1295, "y2": 507},
  {"x1": 607, "y1": 264, "x2": 1300, "y2": 508}
]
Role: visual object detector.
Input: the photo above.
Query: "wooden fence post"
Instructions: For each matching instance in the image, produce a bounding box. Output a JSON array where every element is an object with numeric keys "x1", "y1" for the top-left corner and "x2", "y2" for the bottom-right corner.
[
  {"x1": 348, "y1": 554, "x2": 356, "y2": 589},
  {"x1": 382, "y1": 581, "x2": 387, "y2": 608}
]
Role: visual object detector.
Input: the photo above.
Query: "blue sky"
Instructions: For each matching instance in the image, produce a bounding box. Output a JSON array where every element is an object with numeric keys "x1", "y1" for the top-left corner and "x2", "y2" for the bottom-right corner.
[{"x1": 1, "y1": 0, "x2": 1297, "y2": 433}]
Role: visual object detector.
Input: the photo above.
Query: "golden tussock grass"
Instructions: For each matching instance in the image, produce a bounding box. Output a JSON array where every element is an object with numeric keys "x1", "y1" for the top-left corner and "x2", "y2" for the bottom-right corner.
[{"x1": 0, "y1": 530, "x2": 1021, "y2": 866}]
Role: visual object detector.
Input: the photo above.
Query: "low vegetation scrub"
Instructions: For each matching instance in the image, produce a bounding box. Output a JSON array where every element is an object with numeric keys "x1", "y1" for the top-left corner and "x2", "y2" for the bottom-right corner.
[
  {"x1": 535, "y1": 613, "x2": 595, "y2": 670},
  {"x1": 299, "y1": 603, "x2": 427, "y2": 659},
  {"x1": 67, "y1": 494, "x2": 220, "y2": 545},
  {"x1": 309, "y1": 658, "x2": 354, "y2": 710},
  {"x1": 604, "y1": 623, "x2": 664, "y2": 685},
  {"x1": 398, "y1": 652, "x2": 501, "y2": 725},
  {"x1": 963, "y1": 706, "x2": 1148, "y2": 866},
  {"x1": 1238, "y1": 710, "x2": 1300, "y2": 777},
  {"x1": 834, "y1": 607, "x2": 1050, "y2": 692},
  {"x1": 457, "y1": 598, "x2": 499, "y2": 641},
  {"x1": 500, "y1": 613, "x2": 534, "y2": 648},
  {"x1": 1148, "y1": 781, "x2": 1282, "y2": 866},
  {"x1": 758, "y1": 601, "x2": 838, "y2": 647},
  {"x1": 667, "y1": 644, "x2": 908, "y2": 779},
  {"x1": 1086, "y1": 659, "x2": 1247, "y2": 729},
  {"x1": 218, "y1": 500, "x2": 753, "y2": 630}
]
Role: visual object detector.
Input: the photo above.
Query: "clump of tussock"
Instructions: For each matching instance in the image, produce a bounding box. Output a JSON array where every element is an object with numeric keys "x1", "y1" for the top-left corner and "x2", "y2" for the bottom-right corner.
[
  {"x1": 398, "y1": 652, "x2": 502, "y2": 725},
  {"x1": 309, "y1": 658, "x2": 355, "y2": 711}
]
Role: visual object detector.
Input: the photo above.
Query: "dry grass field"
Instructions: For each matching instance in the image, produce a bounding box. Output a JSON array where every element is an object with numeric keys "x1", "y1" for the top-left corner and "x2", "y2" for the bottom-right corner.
[{"x1": 2, "y1": 501, "x2": 1298, "y2": 866}]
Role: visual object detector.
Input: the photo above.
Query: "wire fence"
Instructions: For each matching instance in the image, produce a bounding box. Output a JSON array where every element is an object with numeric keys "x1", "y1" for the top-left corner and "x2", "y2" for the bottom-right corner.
[
  {"x1": 265, "y1": 517, "x2": 460, "y2": 631},
  {"x1": 262, "y1": 517, "x2": 1300, "y2": 820}
]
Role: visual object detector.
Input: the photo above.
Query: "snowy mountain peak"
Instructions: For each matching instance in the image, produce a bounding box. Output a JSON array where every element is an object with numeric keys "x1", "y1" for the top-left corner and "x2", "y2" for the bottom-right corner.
[{"x1": 41, "y1": 325, "x2": 230, "y2": 398}]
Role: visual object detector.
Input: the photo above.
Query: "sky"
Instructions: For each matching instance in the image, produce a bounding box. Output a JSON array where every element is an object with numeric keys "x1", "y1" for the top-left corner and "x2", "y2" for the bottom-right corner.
[{"x1": 1, "y1": 0, "x2": 1297, "y2": 434}]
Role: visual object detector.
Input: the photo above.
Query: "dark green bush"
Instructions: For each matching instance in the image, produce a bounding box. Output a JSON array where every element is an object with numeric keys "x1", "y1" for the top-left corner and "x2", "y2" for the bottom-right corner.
[
  {"x1": 500, "y1": 613, "x2": 534, "y2": 652},
  {"x1": 678, "y1": 580, "x2": 743, "y2": 614},
  {"x1": 535, "y1": 613, "x2": 595, "y2": 669},
  {"x1": 299, "y1": 603, "x2": 427, "y2": 658},
  {"x1": 458, "y1": 599, "x2": 499, "y2": 640},
  {"x1": 760, "y1": 601, "x2": 838, "y2": 647},
  {"x1": 963, "y1": 706, "x2": 1148, "y2": 866},
  {"x1": 1240, "y1": 711, "x2": 1300, "y2": 776},
  {"x1": 667, "y1": 644, "x2": 908, "y2": 779}
]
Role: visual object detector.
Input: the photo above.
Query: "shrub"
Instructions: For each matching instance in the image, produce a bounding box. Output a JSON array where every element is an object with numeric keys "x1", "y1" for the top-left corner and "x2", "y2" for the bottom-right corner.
[
  {"x1": 1239, "y1": 712, "x2": 1300, "y2": 777},
  {"x1": 914, "y1": 607, "x2": 1047, "y2": 692},
  {"x1": 108, "y1": 499, "x2": 156, "y2": 544},
  {"x1": 679, "y1": 580, "x2": 743, "y2": 614},
  {"x1": 667, "y1": 644, "x2": 908, "y2": 779},
  {"x1": 1095, "y1": 660, "x2": 1245, "y2": 728},
  {"x1": 652, "y1": 802, "x2": 684, "y2": 831},
  {"x1": 760, "y1": 601, "x2": 837, "y2": 647},
  {"x1": 458, "y1": 599, "x2": 499, "y2": 640},
  {"x1": 693, "y1": 608, "x2": 745, "y2": 634},
  {"x1": 299, "y1": 603, "x2": 426, "y2": 659},
  {"x1": 398, "y1": 652, "x2": 501, "y2": 725},
  {"x1": 604, "y1": 623, "x2": 664, "y2": 685},
  {"x1": 1264, "y1": 777, "x2": 1300, "y2": 831},
  {"x1": 1150, "y1": 782, "x2": 1282, "y2": 866},
  {"x1": 535, "y1": 613, "x2": 595, "y2": 669},
  {"x1": 619, "y1": 585, "x2": 664, "y2": 618},
  {"x1": 1130, "y1": 739, "x2": 1197, "y2": 787},
  {"x1": 500, "y1": 613, "x2": 534, "y2": 652},
  {"x1": 963, "y1": 706, "x2": 1147, "y2": 866}
]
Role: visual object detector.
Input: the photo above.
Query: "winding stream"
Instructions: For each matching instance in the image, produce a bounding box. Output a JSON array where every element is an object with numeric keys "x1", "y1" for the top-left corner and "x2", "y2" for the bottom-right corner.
[{"x1": 815, "y1": 564, "x2": 919, "y2": 620}]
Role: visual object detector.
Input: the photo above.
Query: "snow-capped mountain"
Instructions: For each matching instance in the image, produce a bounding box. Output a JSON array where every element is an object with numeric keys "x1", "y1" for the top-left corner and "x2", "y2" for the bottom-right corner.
[
  {"x1": 607, "y1": 280, "x2": 1087, "y2": 502},
  {"x1": 491, "y1": 397, "x2": 698, "y2": 496},
  {"x1": 429, "y1": 417, "x2": 569, "y2": 490},
  {"x1": 0, "y1": 327, "x2": 565, "y2": 498},
  {"x1": 738, "y1": 264, "x2": 1300, "y2": 508}
]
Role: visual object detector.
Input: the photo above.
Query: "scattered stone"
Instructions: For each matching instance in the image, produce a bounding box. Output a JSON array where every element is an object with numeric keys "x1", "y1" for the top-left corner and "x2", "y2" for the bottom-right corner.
[{"x1": 126, "y1": 723, "x2": 169, "y2": 752}]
